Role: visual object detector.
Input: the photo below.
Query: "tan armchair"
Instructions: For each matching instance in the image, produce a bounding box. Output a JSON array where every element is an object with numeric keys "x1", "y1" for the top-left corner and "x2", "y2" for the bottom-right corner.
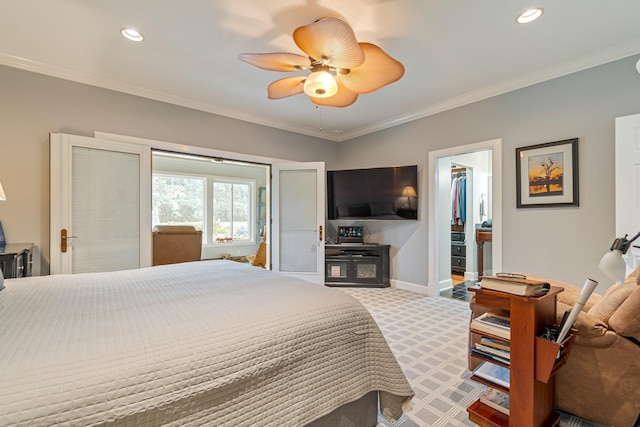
[
  {"x1": 469, "y1": 271, "x2": 640, "y2": 427},
  {"x1": 152, "y1": 225, "x2": 202, "y2": 266}
]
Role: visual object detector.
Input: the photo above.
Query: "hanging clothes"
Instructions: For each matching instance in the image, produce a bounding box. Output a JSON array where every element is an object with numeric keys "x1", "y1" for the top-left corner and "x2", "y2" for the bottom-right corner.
[{"x1": 451, "y1": 171, "x2": 466, "y2": 225}]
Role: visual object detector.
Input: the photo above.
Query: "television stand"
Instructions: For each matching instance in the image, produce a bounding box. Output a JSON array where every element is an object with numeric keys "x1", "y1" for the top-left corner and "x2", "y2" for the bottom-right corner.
[{"x1": 325, "y1": 244, "x2": 390, "y2": 287}]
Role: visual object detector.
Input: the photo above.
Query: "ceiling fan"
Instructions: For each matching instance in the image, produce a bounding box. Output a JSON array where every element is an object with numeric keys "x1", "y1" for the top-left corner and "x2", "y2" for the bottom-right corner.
[{"x1": 239, "y1": 17, "x2": 405, "y2": 108}]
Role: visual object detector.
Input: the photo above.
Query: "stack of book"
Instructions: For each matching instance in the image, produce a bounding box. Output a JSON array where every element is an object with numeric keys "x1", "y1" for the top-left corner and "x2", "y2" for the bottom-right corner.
[
  {"x1": 479, "y1": 387, "x2": 510, "y2": 415},
  {"x1": 470, "y1": 311, "x2": 510, "y2": 340},
  {"x1": 471, "y1": 337, "x2": 511, "y2": 365},
  {"x1": 479, "y1": 273, "x2": 550, "y2": 296}
]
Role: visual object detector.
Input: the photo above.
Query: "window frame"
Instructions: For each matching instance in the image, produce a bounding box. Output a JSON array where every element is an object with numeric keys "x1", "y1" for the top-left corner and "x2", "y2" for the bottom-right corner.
[
  {"x1": 152, "y1": 170, "x2": 256, "y2": 247},
  {"x1": 209, "y1": 176, "x2": 256, "y2": 246}
]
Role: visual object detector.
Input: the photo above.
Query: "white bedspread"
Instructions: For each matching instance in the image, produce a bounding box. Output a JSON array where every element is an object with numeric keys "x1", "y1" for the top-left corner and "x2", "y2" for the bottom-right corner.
[{"x1": 0, "y1": 261, "x2": 413, "y2": 426}]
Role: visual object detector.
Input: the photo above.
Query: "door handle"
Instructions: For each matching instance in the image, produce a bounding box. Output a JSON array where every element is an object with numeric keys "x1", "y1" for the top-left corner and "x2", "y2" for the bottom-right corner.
[
  {"x1": 61, "y1": 229, "x2": 77, "y2": 253},
  {"x1": 319, "y1": 225, "x2": 323, "y2": 242}
]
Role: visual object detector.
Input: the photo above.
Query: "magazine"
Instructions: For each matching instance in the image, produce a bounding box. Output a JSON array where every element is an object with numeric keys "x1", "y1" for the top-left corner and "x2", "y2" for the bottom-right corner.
[
  {"x1": 470, "y1": 313, "x2": 510, "y2": 340},
  {"x1": 473, "y1": 361, "x2": 510, "y2": 389},
  {"x1": 480, "y1": 387, "x2": 510, "y2": 415},
  {"x1": 480, "y1": 337, "x2": 510, "y2": 352},
  {"x1": 475, "y1": 343, "x2": 511, "y2": 360}
]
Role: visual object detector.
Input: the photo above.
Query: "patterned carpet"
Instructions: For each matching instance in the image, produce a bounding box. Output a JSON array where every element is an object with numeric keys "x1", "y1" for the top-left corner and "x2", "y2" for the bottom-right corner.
[
  {"x1": 340, "y1": 287, "x2": 480, "y2": 427},
  {"x1": 340, "y1": 287, "x2": 610, "y2": 427}
]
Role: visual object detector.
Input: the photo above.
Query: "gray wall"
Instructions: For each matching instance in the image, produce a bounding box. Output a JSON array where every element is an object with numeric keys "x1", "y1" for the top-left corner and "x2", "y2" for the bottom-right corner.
[
  {"x1": 334, "y1": 54, "x2": 640, "y2": 292},
  {"x1": 2, "y1": 55, "x2": 640, "y2": 291},
  {"x1": 0, "y1": 65, "x2": 338, "y2": 274}
]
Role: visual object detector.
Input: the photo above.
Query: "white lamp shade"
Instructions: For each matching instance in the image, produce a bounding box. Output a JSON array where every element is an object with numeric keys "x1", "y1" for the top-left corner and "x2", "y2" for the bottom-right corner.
[
  {"x1": 0, "y1": 182, "x2": 6, "y2": 201},
  {"x1": 402, "y1": 186, "x2": 417, "y2": 198},
  {"x1": 599, "y1": 250, "x2": 626, "y2": 284},
  {"x1": 304, "y1": 70, "x2": 338, "y2": 98}
]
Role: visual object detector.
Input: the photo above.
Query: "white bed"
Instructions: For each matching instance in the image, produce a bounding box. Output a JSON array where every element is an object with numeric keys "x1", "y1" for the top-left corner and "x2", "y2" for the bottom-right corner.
[{"x1": 0, "y1": 260, "x2": 413, "y2": 426}]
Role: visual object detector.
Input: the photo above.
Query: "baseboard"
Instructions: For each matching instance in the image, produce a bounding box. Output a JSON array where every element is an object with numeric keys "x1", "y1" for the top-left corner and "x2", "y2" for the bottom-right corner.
[
  {"x1": 439, "y1": 278, "x2": 454, "y2": 291},
  {"x1": 392, "y1": 279, "x2": 430, "y2": 295},
  {"x1": 465, "y1": 272, "x2": 478, "y2": 282}
]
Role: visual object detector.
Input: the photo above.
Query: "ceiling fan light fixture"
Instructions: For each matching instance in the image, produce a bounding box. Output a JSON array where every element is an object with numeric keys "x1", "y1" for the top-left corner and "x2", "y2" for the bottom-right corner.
[
  {"x1": 304, "y1": 68, "x2": 338, "y2": 98},
  {"x1": 517, "y1": 8, "x2": 544, "y2": 24},
  {"x1": 239, "y1": 17, "x2": 403, "y2": 106}
]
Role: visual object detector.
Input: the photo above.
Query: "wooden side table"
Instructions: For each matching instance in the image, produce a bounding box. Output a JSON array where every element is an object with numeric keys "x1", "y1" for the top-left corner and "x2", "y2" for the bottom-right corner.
[
  {"x1": 467, "y1": 285, "x2": 574, "y2": 427},
  {"x1": 476, "y1": 227, "x2": 492, "y2": 277}
]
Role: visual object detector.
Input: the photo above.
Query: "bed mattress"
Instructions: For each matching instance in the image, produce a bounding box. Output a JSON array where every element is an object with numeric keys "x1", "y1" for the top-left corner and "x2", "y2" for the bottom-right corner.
[{"x1": 0, "y1": 260, "x2": 413, "y2": 426}]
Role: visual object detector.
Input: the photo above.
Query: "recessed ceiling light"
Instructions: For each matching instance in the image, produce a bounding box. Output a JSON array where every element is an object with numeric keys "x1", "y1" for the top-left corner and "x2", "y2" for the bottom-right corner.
[
  {"x1": 517, "y1": 8, "x2": 544, "y2": 24},
  {"x1": 120, "y1": 28, "x2": 144, "y2": 42}
]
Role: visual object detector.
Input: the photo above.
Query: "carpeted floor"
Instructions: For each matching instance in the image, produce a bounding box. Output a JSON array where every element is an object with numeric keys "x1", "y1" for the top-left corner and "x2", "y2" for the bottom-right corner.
[{"x1": 340, "y1": 287, "x2": 610, "y2": 427}]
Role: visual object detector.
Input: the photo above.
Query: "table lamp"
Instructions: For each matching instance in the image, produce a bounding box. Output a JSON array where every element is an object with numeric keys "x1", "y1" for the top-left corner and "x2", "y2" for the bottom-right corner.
[
  {"x1": 402, "y1": 186, "x2": 417, "y2": 209},
  {"x1": 598, "y1": 231, "x2": 640, "y2": 284}
]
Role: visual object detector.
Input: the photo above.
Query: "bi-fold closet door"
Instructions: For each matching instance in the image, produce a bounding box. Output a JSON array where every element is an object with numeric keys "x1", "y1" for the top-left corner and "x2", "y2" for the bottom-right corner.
[{"x1": 50, "y1": 133, "x2": 152, "y2": 274}]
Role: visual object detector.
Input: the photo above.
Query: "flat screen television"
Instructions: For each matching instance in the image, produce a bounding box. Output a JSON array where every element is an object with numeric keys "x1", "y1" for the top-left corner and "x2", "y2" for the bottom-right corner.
[{"x1": 327, "y1": 165, "x2": 418, "y2": 220}]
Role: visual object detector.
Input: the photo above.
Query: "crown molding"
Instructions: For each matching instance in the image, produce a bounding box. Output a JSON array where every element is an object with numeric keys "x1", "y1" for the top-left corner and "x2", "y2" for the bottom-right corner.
[
  {"x1": 2, "y1": 39, "x2": 640, "y2": 143},
  {"x1": 0, "y1": 53, "x2": 341, "y2": 142},
  {"x1": 337, "y1": 39, "x2": 640, "y2": 142}
]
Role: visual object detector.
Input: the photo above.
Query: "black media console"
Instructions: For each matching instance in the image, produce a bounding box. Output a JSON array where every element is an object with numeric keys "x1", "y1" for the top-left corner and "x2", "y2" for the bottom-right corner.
[{"x1": 325, "y1": 243, "x2": 390, "y2": 288}]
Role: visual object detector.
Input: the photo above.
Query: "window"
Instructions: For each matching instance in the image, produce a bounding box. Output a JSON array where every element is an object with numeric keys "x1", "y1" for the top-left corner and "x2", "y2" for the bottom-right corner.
[
  {"x1": 212, "y1": 180, "x2": 251, "y2": 242},
  {"x1": 152, "y1": 174, "x2": 205, "y2": 232},
  {"x1": 152, "y1": 172, "x2": 254, "y2": 245}
]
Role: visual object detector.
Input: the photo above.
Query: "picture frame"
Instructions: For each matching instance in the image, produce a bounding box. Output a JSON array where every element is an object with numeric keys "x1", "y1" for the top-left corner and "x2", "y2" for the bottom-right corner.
[{"x1": 516, "y1": 138, "x2": 579, "y2": 208}]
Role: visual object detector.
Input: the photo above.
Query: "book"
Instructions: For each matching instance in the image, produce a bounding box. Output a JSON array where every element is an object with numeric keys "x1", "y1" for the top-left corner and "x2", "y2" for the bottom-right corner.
[
  {"x1": 471, "y1": 348, "x2": 510, "y2": 365},
  {"x1": 479, "y1": 273, "x2": 550, "y2": 296},
  {"x1": 478, "y1": 312, "x2": 511, "y2": 329},
  {"x1": 480, "y1": 337, "x2": 510, "y2": 352},
  {"x1": 475, "y1": 343, "x2": 511, "y2": 360},
  {"x1": 470, "y1": 313, "x2": 510, "y2": 340},
  {"x1": 479, "y1": 387, "x2": 510, "y2": 415},
  {"x1": 473, "y1": 361, "x2": 510, "y2": 389}
]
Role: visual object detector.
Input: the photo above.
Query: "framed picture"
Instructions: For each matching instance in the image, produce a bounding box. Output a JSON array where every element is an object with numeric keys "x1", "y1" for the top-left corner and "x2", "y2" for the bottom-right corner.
[{"x1": 516, "y1": 138, "x2": 579, "y2": 208}]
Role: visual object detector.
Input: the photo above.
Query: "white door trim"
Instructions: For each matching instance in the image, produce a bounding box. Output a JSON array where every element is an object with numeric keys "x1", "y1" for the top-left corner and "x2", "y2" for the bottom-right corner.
[
  {"x1": 428, "y1": 138, "x2": 503, "y2": 296},
  {"x1": 614, "y1": 113, "x2": 640, "y2": 271}
]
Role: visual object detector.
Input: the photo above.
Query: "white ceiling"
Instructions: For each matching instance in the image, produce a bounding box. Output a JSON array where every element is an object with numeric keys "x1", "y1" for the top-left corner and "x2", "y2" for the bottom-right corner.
[{"x1": 2, "y1": 1, "x2": 640, "y2": 142}]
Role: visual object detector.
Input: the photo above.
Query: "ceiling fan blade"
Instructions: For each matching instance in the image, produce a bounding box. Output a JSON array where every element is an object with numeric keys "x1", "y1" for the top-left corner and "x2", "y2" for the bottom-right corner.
[
  {"x1": 267, "y1": 76, "x2": 306, "y2": 99},
  {"x1": 239, "y1": 53, "x2": 311, "y2": 72},
  {"x1": 310, "y1": 82, "x2": 358, "y2": 108},
  {"x1": 293, "y1": 18, "x2": 364, "y2": 69},
  {"x1": 337, "y1": 42, "x2": 404, "y2": 94}
]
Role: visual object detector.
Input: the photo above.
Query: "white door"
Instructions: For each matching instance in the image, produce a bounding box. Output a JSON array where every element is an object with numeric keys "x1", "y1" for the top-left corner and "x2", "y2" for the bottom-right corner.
[
  {"x1": 615, "y1": 113, "x2": 640, "y2": 271},
  {"x1": 272, "y1": 162, "x2": 325, "y2": 284},
  {"x1": 50, "y1": 133, "x2": 151, "y2": 274}
]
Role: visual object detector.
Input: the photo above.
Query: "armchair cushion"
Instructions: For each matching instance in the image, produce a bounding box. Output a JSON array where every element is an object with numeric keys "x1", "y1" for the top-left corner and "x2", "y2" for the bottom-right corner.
[
  {"x1": 588, "y1": 281, "x2": 640, "y2": 342},
  {"x1": 154, "y1": 225, "x2": 199, "y2": 234}
]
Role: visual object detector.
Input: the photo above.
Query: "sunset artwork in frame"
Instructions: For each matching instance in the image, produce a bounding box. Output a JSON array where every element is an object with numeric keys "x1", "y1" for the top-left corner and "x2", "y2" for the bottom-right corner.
[{"x1": 516, "y1": 138, "x2": 579, "y2": 208}]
